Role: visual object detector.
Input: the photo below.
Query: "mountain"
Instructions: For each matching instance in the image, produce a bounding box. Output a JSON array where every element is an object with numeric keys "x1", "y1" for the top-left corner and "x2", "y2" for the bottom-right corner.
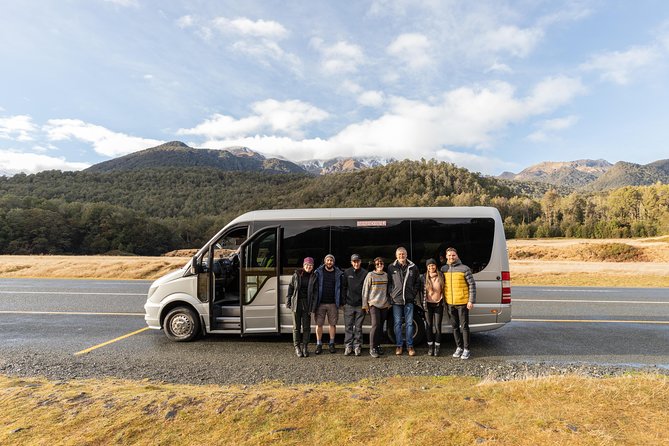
[
  {"x1": 584, "y1": 159, "x2": 669, "y2": 191},
  {"x1": 85, "y1": 141, "x2": 307, "y2": 174},
  {"x1": 299, "y1": 156, "x2": 396, "y2": 175},
  {"x1": 499, "y1": 159, "x2": 612, "y2": 188}
]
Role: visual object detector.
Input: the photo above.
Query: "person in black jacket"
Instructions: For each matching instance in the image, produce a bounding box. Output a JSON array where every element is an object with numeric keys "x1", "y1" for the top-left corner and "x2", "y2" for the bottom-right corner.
[
  {"x1": 342, "y1": 253, "x2": 368, "y2": 356},
  {"x1": 286, "y1": 257, "x2": 316, "y2": 358},
  {"x1": 387, "y1": 246, "x2": 421, "y2": 356}
]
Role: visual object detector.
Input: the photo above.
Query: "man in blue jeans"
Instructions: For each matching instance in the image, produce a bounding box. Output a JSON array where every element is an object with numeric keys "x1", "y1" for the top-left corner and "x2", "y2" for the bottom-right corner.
[{"x1": 387, "y1": 246, "x2": 421, "y2": 356}]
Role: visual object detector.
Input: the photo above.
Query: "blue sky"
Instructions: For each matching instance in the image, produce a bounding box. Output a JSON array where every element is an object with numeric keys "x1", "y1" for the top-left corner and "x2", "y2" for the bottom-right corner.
[{"x1": 2, "y1": 0, "x2": 669, "y2": 176}]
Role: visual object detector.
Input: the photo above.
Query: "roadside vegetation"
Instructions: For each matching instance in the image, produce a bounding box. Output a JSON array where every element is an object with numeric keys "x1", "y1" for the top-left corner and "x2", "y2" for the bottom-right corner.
[
  {"x1": 1, "y1": 162, "x2": 668, "y2": 256},
  {"x1": 1, "y1": 374, "x2": 667, "y2": 445}
]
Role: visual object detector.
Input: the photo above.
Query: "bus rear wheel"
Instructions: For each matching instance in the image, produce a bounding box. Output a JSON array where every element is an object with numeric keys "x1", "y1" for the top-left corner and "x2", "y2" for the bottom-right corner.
[
  {"x1": 163, "y1": 307, "x2": 200, "y2": 342},
  {"x1": 385, "y1": 313, "x2": 426, "y2": 346}
]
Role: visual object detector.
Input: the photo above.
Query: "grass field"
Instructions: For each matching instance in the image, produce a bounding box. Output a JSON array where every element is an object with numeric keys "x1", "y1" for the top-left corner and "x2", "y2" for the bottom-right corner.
[
  {"x1": 2, "y1": 374, "x2": 668, "y2": 445},
  {"x1": 1, "y1": 237, "x2": 668, "y2": 286}
]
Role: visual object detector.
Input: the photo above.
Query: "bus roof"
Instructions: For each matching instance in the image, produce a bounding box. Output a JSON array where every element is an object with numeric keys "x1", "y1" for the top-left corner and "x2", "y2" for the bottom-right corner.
[{"x1": 227, "y1": 207, "x2": 501, "y2": 226}]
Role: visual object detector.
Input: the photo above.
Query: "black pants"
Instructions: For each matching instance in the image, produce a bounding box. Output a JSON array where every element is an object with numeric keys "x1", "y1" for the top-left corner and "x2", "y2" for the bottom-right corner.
[
  {"x1": 369, "y1": 306, "x2": 387, "y2": 349},
  {"x1": 425, "y1": 302, "x2": 444, "y2": 344},
  {"x1": 447, "y1": 304, "x2": 470, "y2": 349},
  {"x1": 291, "y1": 298, "x2": 311, "y2": 346}
]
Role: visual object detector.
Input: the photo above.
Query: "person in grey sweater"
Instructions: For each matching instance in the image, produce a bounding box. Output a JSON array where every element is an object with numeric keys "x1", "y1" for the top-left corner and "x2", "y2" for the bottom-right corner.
[{"x1": 362, "y1": 257, "x2": 391, "y2": 358}]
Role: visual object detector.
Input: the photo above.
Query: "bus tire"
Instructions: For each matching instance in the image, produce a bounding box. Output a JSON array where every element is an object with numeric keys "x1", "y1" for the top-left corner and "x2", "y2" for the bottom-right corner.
[
  {"x1": 163, "y1": 306, "x2": 200, "y2": 342},
  {"x1": 385, "y1": 311, "x2": 426, "y2": 346}
]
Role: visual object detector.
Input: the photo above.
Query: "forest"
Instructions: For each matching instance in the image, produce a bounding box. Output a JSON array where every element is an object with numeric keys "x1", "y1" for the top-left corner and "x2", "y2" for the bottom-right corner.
[{"x1": 1, "y1": 159, "x2": 668, "y2": 255}]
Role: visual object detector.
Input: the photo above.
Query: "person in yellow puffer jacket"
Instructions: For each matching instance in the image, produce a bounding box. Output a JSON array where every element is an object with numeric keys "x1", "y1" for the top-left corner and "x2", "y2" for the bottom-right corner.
[{"x1": 441, "y1": 247, "x2": 476, "y2": 360}]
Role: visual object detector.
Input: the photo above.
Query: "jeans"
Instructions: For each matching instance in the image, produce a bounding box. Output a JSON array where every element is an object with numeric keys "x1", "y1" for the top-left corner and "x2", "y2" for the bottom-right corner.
[
  {"x1": 425, "y1": 302, "x2": 444, "y2": 344},
  {"x1": 393, "y1": 303, "x2": 414, "y2": 348},
  {"x1": 291, "y1": 298, "x2": 311, "y2": 346},
  {"x1": 344, "y1": 304, "x2": 365, "y2": 348},
  {"x1": 448, "y1": 304, "x2": 470, "y2": 349}
]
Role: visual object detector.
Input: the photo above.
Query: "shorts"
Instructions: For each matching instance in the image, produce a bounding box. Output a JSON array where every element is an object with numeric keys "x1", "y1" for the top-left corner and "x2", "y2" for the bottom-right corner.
[{"x1": 315, "y1": 303, "x2": 338, "y2": 326}]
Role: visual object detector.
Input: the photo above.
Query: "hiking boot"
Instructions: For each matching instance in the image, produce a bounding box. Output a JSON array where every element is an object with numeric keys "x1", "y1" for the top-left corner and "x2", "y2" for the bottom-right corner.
[
  {"x1": 460, "y1": 349, "x2": 471, "y2": 360},
  {"x1": 328, "y1": 343, "x2": 336, "y2": 354},
  {"x1": 376, "y1": 346, "x2": 385, "y2": 356},
  {"x1": 452, "y1": 347, "x2": 463, "y2": 358},
  {"x1": 294, "y1": 345, "x2": 303, "y2": 358},
  {"x1": 354, "y1": 346, "x2": 361, "y2": 356},
  {"x1": 344, "y1": 346, "x2": 353, "y2": 356},
  {"x1": 434, "y1": 344, "x2": 440, "y2": 357},
  {"x1": 395, "y1": 347, "x2": 403, "y2": 356},
  {"x1": 408, "y1": 347, "x2": 416, "y2": 357},
  {"x1": 302, "y1": 344, "x2": 309, "y2": 357},
  {"x1": 315, "y1": 344, "x2": 323, "y2": 355},
  {"x1": 370, "y1": 348, "x2": 379, "y2": 358}
]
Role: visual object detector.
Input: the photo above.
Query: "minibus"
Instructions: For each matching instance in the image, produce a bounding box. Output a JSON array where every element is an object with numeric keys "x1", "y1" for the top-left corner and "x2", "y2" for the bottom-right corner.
[{"x1": 144, "y1": 207, "x2": 512, "y2": 342}]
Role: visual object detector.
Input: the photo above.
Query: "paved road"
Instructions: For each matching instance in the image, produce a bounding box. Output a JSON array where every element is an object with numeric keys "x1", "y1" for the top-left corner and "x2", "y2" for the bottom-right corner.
[{"x1": 0, "y1": 278, "x2": 667, "y2": 384}]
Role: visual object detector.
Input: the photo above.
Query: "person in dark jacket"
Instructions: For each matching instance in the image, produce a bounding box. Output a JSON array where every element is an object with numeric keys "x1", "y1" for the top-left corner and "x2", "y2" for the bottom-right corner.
[
  {"x1": 310, "y1": 254, "x2": 344, "y2": 354},
  {"x1": 387, "y1": 246, "x2": 421, "y2": 356},
  {"x1": 342, "y1": 253, "x2": 367, "y2": 356},
  {"x1": 286, "y1": 257, "x2": 316, "y2": 358}
]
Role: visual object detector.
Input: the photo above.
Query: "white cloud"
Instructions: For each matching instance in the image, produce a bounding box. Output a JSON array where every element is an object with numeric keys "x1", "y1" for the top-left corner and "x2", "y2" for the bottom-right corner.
[
  {"x1": 311, "y1": 38, "x2": 365, "y2": 75},
  {"x1": 0, "y1": 115, "x2": 38, "y2": 142},
  {"x1": 177, "y1": 99, "x2": 330, "y2": 140},
  {"x1": 44, "y1": 119, "x2": 163, "y2": 157},
  {"x1": 487, "y1": 62, "x2": 513, "y2": 74},
  {"x1": 178, "y1": 15, "x2": 299, "y2": 69},
  {"x1": 527, "y1": 115, "x2": 579, "y2": 142},
  {"x1": 386, "y1": 33, "x2": 432, "y2": 70},
  {"x1": 212, "y1": 17, "x2": 288, "y2": 39},
  {"x1": 0, "y1": 149, "x2": 89, "y2": 176},
  {"x1": 479, "y1": 25, "x2": 544, "y2": 58},
  {"x1": 103, "y1": 0, "x2": 138, "y2": 7},
  {"x1": 357, "y1": 90, "x2": 385, "y2": 107},
  {"x1": 186, "y1": 76, "x2": 584, "y2": 174},
  {"x1": 581, "y1": 46, "x2": 661, "y2": 85}
]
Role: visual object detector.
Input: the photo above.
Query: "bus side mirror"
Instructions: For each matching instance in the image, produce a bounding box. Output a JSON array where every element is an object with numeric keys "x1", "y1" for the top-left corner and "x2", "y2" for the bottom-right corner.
[{"x1": 191, "y1": 255, "x2": 202, "y2": 274}]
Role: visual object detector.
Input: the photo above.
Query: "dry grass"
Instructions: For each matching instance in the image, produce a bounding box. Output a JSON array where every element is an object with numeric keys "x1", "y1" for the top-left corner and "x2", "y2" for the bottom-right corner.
[
  {"x1": 1, "y1": 237, "x2": 668, "y2": 287},
  {"x1": 1, "y1": 374, "x2": 667, "y2": 445},
  {"x1": 0, "y1": 255, "x2": 187, "y2": 280}
]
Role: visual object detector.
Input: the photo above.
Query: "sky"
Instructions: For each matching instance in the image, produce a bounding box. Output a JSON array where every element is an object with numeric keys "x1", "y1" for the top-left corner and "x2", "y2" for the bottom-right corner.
[{"x1": 2, "y1": 0, "x2": 669, "y2": 177}]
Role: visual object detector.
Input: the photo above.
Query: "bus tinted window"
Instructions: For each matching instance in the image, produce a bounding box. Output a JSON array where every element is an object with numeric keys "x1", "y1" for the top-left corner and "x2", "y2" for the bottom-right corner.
[
  {"x1": 411, "y1": 218, "x2": 495, "y2": 273},
  {"x1": 331, "y1": 219, "x2": 411, "y2": 267},
  {"x1": 280, "y1": 220, "x2": 330, "y2": 271}
]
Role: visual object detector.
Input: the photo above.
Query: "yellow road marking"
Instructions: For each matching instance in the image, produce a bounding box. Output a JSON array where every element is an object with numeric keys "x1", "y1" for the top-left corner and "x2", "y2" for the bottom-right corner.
[
  {"x1": 515, "y1": 318, "x2": 669, "y2": 325},
  {"x1": 74, "y1": 327, "x2": 150, "y2": 356},
  {"x1": 0, "y1": 310, "x2": 143, "y2": 316}
]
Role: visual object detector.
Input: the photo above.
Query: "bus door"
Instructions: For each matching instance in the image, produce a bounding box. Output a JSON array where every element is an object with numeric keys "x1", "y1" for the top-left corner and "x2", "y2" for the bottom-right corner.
[{"x1": 238, "y1": 226, "x2": 281, "y2": 334}]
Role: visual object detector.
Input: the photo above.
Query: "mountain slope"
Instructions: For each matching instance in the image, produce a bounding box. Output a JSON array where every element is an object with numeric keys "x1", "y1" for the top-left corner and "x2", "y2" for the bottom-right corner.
[
  {"x1": 85, "y1": 141, "x2": 307, "y2": 174},
  {"x1": 585, "y1": 160, "x2": 669, "y2": 191},
  {"x1": 499, "y1": 159, "x2": 612, "y2": 188}
]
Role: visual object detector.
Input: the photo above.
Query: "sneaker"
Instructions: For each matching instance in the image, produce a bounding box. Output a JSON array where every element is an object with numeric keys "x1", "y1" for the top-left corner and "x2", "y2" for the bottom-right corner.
[
  {"x1": 370, "y1": 348, "x2": 379, "y2": 358},
  {"x1": 434, "y1": 344, "x2": 440, "y2": 357},
  {"x1": 408, "y1": 347, "x2": 416, "y2": 357},
  {"x1": 460, "y1": 349, "x2": 471, "y2": 360},
  {"x1": 328, "y1": 343, "x2": 336, "y2": 354},
  {"x1": 395, "y1": 347, "x2": 403, "y2": 356},
  {"x1": 295, "y1": 345, "x2": 303, "y2": 358},
  {"x1": 302, "y1": 344, "x2": 309, "y2": 357},
  {"x1": 344, "y1": 346, "x2": 353, "y2": 356},
  {"x1": 376, "y1": 346, "x2": 385, "y2": 356},
  {"x1": 452, "y1": 347, "x2": 463, "y2": 358},
  {"x1": 427, "y1": 343, "x2": 434, "y2": 356},
  {"x1": 315, "y1": 344, "x2": 323, "y2": 355},
  {"x1": 354, "y1": 346, "x2": 361, "y2": 356}
]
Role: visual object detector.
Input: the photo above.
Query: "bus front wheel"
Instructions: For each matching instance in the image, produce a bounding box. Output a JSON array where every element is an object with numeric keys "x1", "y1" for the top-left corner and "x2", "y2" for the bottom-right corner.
[{"x1": 163, "y1": 307, "x2": 200, "y2": 342}]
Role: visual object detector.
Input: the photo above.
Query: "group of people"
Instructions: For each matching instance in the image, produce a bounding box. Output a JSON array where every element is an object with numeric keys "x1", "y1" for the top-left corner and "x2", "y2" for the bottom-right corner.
[{"x1": 286, "y1": 246, "x2": 476, "y2": 359}]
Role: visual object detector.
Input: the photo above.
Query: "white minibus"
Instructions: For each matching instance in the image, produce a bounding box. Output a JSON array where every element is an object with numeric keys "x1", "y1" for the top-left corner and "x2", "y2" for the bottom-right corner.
[{"x1": 144, "y1": 207, "x2": 512, "y2": 342}]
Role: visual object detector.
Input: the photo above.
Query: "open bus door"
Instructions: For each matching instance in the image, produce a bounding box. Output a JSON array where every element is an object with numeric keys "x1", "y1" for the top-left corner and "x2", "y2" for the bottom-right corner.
[{"x1": 238, "y1": 226, "x2": 281, "y2": 334}]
